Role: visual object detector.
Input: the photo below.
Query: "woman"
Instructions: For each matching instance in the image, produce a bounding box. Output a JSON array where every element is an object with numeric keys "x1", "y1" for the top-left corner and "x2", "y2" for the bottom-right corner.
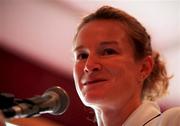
[{"x1": 72, "y1": 6, "x2": 180, "y2": 126}]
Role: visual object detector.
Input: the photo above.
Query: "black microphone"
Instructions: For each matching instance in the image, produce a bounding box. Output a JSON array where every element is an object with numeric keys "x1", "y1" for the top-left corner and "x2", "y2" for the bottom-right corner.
[{"x1": 1, "y1": 86, "x2": 70, "y2": 119}]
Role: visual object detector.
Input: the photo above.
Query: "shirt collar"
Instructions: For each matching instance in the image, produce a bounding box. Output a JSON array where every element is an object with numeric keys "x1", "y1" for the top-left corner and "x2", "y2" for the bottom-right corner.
[{"x1": 122, "y1": 101, "x2": 161, "y2": 126}]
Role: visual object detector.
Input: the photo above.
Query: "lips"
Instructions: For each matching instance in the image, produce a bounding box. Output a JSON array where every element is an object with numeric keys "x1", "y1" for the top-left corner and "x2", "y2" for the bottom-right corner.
[{"x1": 83, "y1": 79, "x2": 107, "y2": 85}]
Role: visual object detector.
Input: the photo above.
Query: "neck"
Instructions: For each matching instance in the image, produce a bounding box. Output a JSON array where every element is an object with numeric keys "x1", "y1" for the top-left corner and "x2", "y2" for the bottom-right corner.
[{"x1": 93, "y1": 98, "x2": 141, "y2": 126}]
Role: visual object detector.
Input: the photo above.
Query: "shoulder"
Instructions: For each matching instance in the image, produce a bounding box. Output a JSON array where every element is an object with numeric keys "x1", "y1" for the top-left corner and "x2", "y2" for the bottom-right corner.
[
  {"x1": 123, "y1": 102, "x2": 180, "y2": 126},
  {"x1": 159, "y1": 107, "x2": 180, "y2": 126}
]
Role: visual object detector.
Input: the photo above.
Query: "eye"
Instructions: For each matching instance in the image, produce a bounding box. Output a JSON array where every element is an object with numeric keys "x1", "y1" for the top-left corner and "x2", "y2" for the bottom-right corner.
[
  {"x1": 76, "y1": 52, "x2": 88, "y2": 60},
  {"x1": 103, "y1": 48, "x2": 118, "y2": 55}
]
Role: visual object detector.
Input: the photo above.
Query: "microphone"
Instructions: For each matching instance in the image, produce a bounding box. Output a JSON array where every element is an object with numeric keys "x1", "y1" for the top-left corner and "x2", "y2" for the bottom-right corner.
[{"x1": 1, "y1": 86, "x2": 70, "y2": 119}]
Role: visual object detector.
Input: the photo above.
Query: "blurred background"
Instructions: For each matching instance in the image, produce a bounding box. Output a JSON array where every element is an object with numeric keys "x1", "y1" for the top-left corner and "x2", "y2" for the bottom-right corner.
[{"x1": 0, "y1": 0, "x2": 180, "y2": 126}]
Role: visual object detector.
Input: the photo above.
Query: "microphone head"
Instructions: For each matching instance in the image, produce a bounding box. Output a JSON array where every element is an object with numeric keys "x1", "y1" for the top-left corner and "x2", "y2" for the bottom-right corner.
[{"x1": 44, "y1": 86, "x2": 70, "y2": 115}]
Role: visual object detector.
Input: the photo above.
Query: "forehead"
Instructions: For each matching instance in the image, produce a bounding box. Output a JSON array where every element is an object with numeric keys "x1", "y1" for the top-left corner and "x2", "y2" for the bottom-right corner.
[
  {"x1": 73, "y1": 20, "x2": 131, "y2": 50},
  {"x1": 79, "y1": 20, "x2": 127, "y2": 38}
]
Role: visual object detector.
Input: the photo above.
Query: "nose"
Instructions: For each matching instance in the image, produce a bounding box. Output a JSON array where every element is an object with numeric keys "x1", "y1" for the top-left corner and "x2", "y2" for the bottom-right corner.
[{"x1": 84, "y1": 55, "x2": 102, "y2": 74}]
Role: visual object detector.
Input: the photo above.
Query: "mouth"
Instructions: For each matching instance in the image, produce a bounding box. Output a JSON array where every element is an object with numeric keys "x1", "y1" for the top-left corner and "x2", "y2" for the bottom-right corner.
[{"x1": 83, "y1": 79, "x2": 107, "y2": 85}]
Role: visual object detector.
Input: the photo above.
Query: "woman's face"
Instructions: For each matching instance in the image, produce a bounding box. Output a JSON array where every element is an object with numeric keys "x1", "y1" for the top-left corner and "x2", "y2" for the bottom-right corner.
[{"x1": 73, "y1": 20, "x2": 143, "y2": 108}]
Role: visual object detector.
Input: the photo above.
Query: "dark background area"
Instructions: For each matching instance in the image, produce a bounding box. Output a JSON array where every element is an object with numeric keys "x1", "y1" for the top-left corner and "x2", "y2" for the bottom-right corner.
[{"x1": 0, "y1": 47, "x2": 96, "y2": 126}]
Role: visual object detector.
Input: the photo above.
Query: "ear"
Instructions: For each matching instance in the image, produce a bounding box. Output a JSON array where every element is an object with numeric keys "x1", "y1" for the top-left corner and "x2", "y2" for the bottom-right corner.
[{"x1": 140, "y1": 56, "x2": 153, "y2": 81}]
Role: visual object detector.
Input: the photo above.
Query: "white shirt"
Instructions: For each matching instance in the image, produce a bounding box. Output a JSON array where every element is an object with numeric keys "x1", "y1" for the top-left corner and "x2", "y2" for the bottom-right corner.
[{"x1": 123, "y1": 101, "x2": 180, "y2": 126}]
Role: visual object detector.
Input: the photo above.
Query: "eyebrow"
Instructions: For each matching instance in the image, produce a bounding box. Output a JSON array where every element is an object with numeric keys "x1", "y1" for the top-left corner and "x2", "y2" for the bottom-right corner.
[
  {"x1": 72, "y1": 45, "x2": 84, "y2": 52},
  {"x1": 100, "y1": 41, "x2": 119, "y2": 46},
  {"x1": 72, "y1": 41, "x2": 119, "y2": 52}
]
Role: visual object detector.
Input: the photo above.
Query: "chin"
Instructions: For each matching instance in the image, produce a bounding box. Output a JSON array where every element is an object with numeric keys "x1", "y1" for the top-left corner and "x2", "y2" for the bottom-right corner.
[
  {"x1": 83, "y1": 100, "x2": 98, "y2": 108},
  {"x1": 82, "y1": 93, "x2": 106, "y2": 107}
]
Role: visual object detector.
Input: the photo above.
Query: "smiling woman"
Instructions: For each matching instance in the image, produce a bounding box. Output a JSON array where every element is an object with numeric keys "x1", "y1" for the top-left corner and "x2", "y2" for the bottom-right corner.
[{"x1": 72, "y1": 6, "x2": 180, "y2": 126}]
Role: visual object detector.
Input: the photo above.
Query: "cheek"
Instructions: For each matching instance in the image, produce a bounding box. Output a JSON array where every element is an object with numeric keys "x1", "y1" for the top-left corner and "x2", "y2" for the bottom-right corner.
[
  {"x1": 73, "y1": 63, "x2": 84, "y2": 89},
  {"x1": 107, "y1": 60, "x2": 140, "y2": 85},
  {"x1": 73, "y1": 63, "x2": 88, "y2": 103},
  {"x1": 106, "y1": 63, "x2": 141, "y2": 101}
]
